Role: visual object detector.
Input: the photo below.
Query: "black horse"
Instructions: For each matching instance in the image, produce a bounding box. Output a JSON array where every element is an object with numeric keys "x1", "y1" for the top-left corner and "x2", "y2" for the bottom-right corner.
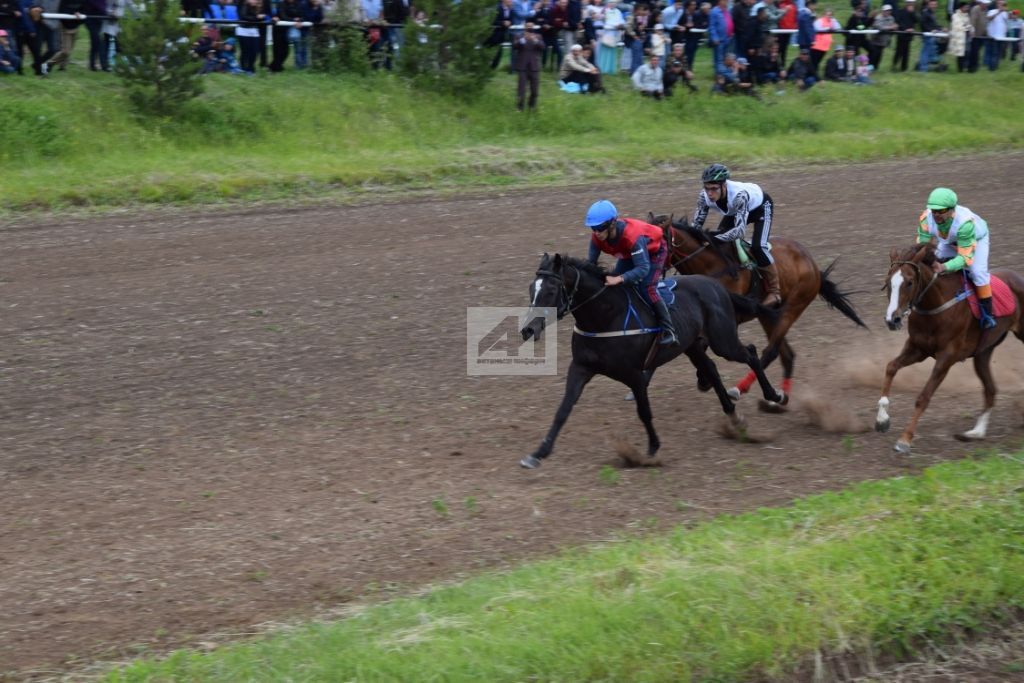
[{"x1": 518, "y1": 253, "x2": 787, "y2": 469}]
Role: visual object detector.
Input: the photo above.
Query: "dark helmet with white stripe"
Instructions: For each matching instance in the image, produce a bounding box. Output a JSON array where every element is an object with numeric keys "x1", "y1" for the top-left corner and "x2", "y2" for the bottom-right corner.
[{"x1": 701, "y1": 163, "x2": 730, "y2": 184}]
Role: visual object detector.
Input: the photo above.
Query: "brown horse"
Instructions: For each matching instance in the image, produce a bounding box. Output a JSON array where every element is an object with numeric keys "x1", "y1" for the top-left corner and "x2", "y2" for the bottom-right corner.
[
  {"x1": 876, "y1": 242, "x2": 1024, "y2": 453},
  {"x1": 650, "y1": 213, "x2": 867, "y2": 403}
]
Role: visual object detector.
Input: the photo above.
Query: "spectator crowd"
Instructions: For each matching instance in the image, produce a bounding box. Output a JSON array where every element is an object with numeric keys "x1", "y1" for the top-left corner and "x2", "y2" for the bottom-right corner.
[{"x1": 1, "y1": 0, "x2": 1021, "y2": 85}]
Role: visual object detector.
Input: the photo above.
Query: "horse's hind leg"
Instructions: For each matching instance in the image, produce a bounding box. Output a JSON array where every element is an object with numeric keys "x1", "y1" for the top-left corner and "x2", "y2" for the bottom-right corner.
[
  {"x1": 686, "y1": 346, "x2": 741, "y2": 421},
  {"x1": 730, "y1": 310, "x2": 799, "y2": 400},
  {"x1": 627, "y1": 373, "x2": 661, "y2": 457},
  {"x1": 956, "y1": 347, "x2": 997, "y2": 442},
  {"x1": 521, "y1": 361, "x2": 595, "y2": 469},
  {"x1": 705, "y1": 332, "x2": 785, "y2": 406},
  {"x1": 894, "y1": 352, "x2": 956, "y2": 454}
]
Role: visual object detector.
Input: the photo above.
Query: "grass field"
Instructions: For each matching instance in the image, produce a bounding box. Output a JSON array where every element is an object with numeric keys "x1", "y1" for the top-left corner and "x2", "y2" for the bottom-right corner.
[
  {"x1": 106, "y1": 452, "x2": 1024, "y2": 682},
  {"x1": 2, "y1": 50, "x2": 1023, "y2": 213}
]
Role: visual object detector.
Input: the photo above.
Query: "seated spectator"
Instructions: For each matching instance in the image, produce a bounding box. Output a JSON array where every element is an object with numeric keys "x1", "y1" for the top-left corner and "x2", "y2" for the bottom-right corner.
[
  {"x1": 757, "y1": 41, "x2": 787, "y2": 83},
  {"x1": 631, "y1": 53, "x2": 665, "y2": 98},
  {"x1": 824, "y1": 44, "x2": 854, "y2": 80},
  {"x1": 663, "y1": 42, "x2": 698, "y2": 94},
  {"x1": 0, "y1": 29, "x2": 20, "y2": 73},
  {"x1": 213, "y1": 37, "x2": 247, "y2": 73},
  {"x1": 712, "y1": 51, "x2": 739, "y2": 91},
  {"x1": 853, "y1": 53, "x2": 874, "y2": 83},
  {"x1": 734, "y1": 56, "x2": 760, "y2": 96},
  {"x1": 786, "y1": 47, "x2": 818, "y2": 88},
  {"x1": 192, "y1": 33, "x2": 217, "y2": 61},
  {"x1": 559, "y1": 42, "x2": 605, "y2": 93}
]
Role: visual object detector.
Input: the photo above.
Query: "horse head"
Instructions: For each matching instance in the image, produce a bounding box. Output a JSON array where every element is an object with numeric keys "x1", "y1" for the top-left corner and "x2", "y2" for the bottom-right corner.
[
  {"x1": 522, "y1": 253, "x2": 561, "y2": 341},
  {"x1": 884, "y1": 243, "x2": 937, "y2": 331}
]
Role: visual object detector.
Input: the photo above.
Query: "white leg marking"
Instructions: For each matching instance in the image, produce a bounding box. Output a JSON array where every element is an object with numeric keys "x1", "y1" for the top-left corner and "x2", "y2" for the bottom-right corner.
[
  {"x1": 876, "y1": 396, "x2": 890, "y2": 425},
  {"x1": 885, "y1": 272, "x2": 904, "y2": 322},
  {"x1": 962, "y1": 410, "x2": 991, "y2": 439}
]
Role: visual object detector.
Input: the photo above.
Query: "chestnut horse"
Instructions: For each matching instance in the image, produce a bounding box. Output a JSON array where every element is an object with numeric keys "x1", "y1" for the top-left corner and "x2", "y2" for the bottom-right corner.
[
  {"x1": 650, "y1": 214, "x2": 867, "y2": 403},
  {"x1": 876, "y1": 242, "x2": 1024, "y2": 453}
]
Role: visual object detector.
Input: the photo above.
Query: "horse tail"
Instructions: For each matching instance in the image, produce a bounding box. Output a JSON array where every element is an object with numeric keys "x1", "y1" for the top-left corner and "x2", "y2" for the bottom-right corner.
[
  {"x1": 819, "y1": 260, "x2": 868, "y2": 329},
  {"x1": 728, "y1": 291, "x2": 782, "y2": 326}
]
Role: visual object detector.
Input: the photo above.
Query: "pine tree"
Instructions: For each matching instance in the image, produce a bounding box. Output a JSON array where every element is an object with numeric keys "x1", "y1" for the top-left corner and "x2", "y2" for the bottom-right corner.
[
  {"x1": 115, "y1": 0, "x2": 203, "y2": 116},
  {"x1": 397, "y1": 0, "x2": 495, "y2": 100}
]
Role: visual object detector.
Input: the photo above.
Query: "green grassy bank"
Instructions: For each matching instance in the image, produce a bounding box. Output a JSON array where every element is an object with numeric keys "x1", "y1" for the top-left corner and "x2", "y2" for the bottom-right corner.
[
  {"x1": 108, "y1": 452, "x2": 1024, "y2": 682},
  {"x1": 2, "y1": 65, "x2": 1023, "y2": 213}
]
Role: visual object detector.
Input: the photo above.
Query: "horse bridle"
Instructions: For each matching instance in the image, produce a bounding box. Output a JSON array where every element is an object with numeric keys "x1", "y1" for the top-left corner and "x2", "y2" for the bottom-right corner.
[
  {"x1": 664, "y1": 224, "x2": 709, "y2": 270},
  {"x1": 535, "y1": 265, "x2": 608, "y2": 320},
  {"x1": 886, "y1": 259, "x2": 941, "y2": 315}
]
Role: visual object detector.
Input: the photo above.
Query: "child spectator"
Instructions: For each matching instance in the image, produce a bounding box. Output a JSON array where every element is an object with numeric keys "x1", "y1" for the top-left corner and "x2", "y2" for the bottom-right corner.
[
  {"x1": 853, "y1": 52, "x2": 875, "y2": 81},
  {"x1": 0, "y1": 29, "x2": 20, "y2": 73}
]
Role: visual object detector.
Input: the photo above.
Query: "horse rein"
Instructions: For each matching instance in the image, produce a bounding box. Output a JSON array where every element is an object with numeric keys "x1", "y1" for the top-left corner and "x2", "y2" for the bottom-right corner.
[{"x1": 536, "y1": 266, "x2": 608, "y2": 319}]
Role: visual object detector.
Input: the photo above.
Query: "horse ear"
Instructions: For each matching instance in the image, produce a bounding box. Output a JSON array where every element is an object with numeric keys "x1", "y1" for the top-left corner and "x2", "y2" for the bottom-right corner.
[
  {"x1": 553, "y1": 253, "x2": 563, "y2": 269},
  {"x1": 889, "y1": 247, "x2": 900, "y2": 263},
  {"x1": 647, "y1": 211, "x2": 656, "y2": 223}
]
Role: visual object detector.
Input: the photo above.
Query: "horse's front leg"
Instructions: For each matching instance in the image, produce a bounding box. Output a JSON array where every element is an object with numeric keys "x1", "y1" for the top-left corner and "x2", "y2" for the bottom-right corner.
[
  {"x1": 894, "y1": 352, "x2": 956, "y2": 454},
  {"x1": 875, "y1": 341, "x2": 927, "y2": 433},
  {"x1": 521, "y1": 361, "x2": 595, "y2": 469},
  {"x1": 627, "y1": 373, "x2": 660, "y2": 457}
]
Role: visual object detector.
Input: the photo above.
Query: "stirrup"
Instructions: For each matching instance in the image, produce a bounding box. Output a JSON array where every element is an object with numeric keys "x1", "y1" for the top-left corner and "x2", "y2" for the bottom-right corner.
[
  {"x1": 980, "y1": 315, "x2": 997, "y2": 330},
  {"x1": 659, "y1": 329, "x2": 679, "y2": 345}
]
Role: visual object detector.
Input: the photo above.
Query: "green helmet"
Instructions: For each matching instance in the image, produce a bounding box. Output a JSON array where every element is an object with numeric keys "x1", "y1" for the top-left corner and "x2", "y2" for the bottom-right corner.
[
  {"x1": 926, "y1": 187, "x2": 958, "y2": 210},
  {"x1": 702, "y1": 163, "x2": 730, "y2": 184}
]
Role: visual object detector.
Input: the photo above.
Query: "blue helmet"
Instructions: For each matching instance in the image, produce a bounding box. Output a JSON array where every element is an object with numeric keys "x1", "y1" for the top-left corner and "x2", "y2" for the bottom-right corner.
[{"x1": 585, "y1": 200, "x2": 618, "y2": 229}]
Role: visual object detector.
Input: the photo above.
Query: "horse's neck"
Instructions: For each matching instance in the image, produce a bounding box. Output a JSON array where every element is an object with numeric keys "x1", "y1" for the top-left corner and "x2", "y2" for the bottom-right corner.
[
  {"x1": 674, "y1": 232, "x2": 730, "y2": 273},
  {"x1": 567, "y1": 270, "x2": 634, "y2": 326},
  {"x1": 917, "y1": 272, "x2": 961, "y2": 309}
]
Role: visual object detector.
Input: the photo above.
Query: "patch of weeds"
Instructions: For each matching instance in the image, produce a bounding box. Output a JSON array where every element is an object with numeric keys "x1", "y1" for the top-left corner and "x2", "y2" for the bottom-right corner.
[
  {"x1": 265, "y1": 324, "x2": 283, "y2": 333},
  {"x1": 675, "y1": 500, "x2": 692, "y2": 512},
  {"x1": 599, "y1": 465, "x2": 620, "y2": 486},
  {"x1": 247, "y1": 309, "x2": 266, "y2": 317},
  {"x1": 201, "y1": 491, "x2": 216, "y2": 499},
  {"x1": 464, "y1": 497, "x2": 479, "y2": 515},
  {"x1": 431, "y1": 498, "x2": 449, "y2": 517},
  {"x1": 246, "y1": 569, "x2": 268, "y2": 583},
  {"x1": 841, "y1": 434, "x2": 857, "y2": 453}
]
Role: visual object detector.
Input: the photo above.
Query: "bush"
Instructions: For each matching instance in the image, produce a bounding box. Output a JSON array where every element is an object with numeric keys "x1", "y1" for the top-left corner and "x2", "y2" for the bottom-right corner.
[
  {"x1": 397, "y1": 0, "x2": 495, "y2": 101},
  {"x1": 312, "y1": 1, "x2": 371, "y2": 75},
  {"x1": 115, "y1": 0, "x2": 203, "y2": 116}
]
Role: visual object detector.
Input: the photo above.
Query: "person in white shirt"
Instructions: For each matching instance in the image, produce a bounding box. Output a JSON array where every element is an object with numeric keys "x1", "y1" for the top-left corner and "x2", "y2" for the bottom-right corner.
[
  {"x1": 985, "y1": 0, "x2": 1009, "y2": 69},
  {"x1": 631, "y1": 53, "x2": 664, "y2": 97}
]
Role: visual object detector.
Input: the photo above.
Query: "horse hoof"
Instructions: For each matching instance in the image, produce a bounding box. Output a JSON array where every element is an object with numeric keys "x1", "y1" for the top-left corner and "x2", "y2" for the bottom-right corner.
[
  {"x1": 893, "y1": 440, "x2": 911, "y2": 454},
  {"x1": 758, "y1": 399, "x2": 788, "y2": 414},
  {"x1": 954, "y1": 431, "x2": 984, "y2": 442},
  {"x1": 624, "y1": 391, "x2": 635, "y2": 402},
  {"x1": 874, "y1": 419, "x2": 890, "y2": 433},
  {"x1": 775, "y1": 391, "x2": 788, "y2": 406},
  {"x1": 520, "y1": 455, "x2": 542, "y2": 469},
  {"x1": 726, "y1": 387, "x2": 741, "y2": 402}
]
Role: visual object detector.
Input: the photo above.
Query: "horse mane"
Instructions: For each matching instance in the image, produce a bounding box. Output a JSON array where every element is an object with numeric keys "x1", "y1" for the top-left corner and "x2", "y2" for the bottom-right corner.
[
  {"x1": 894, "y1": 242, "x2": 936, "y2": 264},
  {"x1": 671, "y1": 217, "x2": 738, "y2": 278},
  {"x1": 562, "y1": 255, "x2": 608, "y2": 279}
]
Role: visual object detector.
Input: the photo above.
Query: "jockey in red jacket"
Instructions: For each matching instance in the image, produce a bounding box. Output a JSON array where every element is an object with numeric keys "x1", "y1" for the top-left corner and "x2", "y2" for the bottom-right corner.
[{"x1": 585, "y1": 199, "x2": 679, "y2": 345}]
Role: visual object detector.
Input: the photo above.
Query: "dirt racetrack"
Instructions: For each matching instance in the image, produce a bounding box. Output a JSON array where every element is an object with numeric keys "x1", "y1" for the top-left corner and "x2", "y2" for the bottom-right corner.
[{"x1": 2, "y1": 154, "x2": 1024, "y2": 679}]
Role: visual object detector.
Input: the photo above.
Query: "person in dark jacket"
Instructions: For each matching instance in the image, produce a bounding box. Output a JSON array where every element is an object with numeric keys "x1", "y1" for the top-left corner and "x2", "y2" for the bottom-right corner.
[
  {"x1": 486, "y1": 0, "x2": 514, "y2": 69},
  {"x1": 917, "y1": 0, "x2": 940, "y2": 70},
  {"x1": 513, "y1": 23, "x2": 544, "y2": 111},
  {"x1": 797, "y1": 0, "x2": 817, "y2": 51},
  {"x1": 892, "y1": 0, "x2": 917, "y2": 70},
  {"x1": 787, "y1": 46, "x2": 818, "y2": 87},
  {"x1": 82, "y1": 0, "x2": 106, "y2": 70}
]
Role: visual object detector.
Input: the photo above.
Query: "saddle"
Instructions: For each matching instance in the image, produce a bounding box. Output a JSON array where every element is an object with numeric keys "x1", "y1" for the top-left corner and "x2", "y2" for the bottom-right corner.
[
  {"x1": 963, "y1": 273, "x2": 1017, "y2": 319},
  {"x1": 724, "y1": 238, "x2": 769, "y2": 299}
]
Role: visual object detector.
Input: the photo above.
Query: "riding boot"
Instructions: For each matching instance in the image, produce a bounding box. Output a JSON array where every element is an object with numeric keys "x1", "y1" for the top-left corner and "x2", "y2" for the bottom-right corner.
[
  {"x1": 758, "y1": 264, "x2": 783, "y2": 307},
  {"x1": 978, "y1": 296, "x2": 998, "y2": 330},
  {"x1": 653, "y1": 299, "x2": 679, "y2": 346}
]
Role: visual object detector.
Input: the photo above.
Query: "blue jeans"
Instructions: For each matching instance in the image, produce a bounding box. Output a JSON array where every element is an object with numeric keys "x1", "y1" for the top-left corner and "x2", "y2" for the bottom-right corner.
[
  {"x1": 917, "y1": 36, "x2": 935, "y2": 71},
  {"x1": 983, "y1": 38, "x2": 1001, "y2": 71}
]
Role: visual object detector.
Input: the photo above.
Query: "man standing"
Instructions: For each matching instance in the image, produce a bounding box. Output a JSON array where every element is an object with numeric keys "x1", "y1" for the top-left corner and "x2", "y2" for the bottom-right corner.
[
  {"x1": 892, "y1": 0, "x2": 917, "y2": 71},
  {"x1": 985, "y1": 0, "x2": 1009, "y2": 70},
  {"x1": 513, "y1": 23, "x2": 544, "y2": 111},
  {"x1": 917, "y1": 0, "x2": 941, "y2": 71}
]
